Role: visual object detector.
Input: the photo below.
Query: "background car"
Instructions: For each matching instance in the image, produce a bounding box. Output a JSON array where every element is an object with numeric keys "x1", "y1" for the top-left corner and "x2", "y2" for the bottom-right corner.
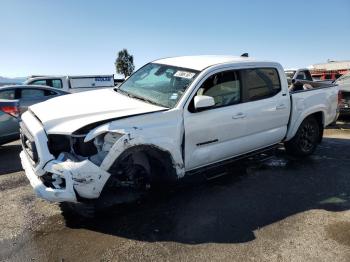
[
  {"x1": 0, "y1": 85, "x2": 68, "y2": 145},
  {"x1": 334, "y1": 73, "x2": 350, "y2": 116}
]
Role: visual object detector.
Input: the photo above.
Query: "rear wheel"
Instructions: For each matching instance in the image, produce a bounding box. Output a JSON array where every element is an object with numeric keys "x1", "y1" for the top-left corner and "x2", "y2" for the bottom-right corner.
[{"x1": 285, "y1": 116, "x2": 320, "y2": 156}]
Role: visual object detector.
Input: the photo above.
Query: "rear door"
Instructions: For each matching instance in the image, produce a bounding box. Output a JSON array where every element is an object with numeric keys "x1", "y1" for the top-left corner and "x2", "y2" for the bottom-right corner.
[{"x1": 239, "y1": 68, "x2": 290, "y2": 151}]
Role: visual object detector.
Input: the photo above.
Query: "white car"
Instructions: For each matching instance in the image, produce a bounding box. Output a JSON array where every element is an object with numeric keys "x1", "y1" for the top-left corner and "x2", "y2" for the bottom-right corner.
[
  {"x1": 19, "y1": 55, "x2": 339, "y2": 212},
  {"x1": 25, "y1": 75, "x2": 115, "y2": 93}
]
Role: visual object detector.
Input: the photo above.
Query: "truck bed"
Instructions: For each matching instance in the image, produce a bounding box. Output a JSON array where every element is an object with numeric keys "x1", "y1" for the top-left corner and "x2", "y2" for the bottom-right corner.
[{"x1": 286, "y1": 84, "x2": 339, "y2": 141}]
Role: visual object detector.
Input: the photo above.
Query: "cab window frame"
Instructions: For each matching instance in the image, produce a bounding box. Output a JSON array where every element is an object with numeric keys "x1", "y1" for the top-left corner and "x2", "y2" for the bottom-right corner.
[
  {"x1": 48, "y1": 79, "x2": 63, "y2": 89},
  {"x1": 188, "y1": 69, "x2": 242, "y2": 113},
  {"x1": 241, "y1": 67, "x2": 282, "y2": 103},
  {"x1": 187, "y1": 67, "x2": 282, "y2": 113}
]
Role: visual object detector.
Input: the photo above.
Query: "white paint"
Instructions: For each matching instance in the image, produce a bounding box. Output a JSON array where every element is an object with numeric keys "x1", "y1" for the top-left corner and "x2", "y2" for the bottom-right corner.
[
  {"x1": 19, "y1": 56, "x2": 339, "y2": 203},
  {"x1": 29, "y1": 88, "x2": 167, "y2": 135},
  {"x1": 155, "y1": 55, "x2": 256, "y2": 71}
]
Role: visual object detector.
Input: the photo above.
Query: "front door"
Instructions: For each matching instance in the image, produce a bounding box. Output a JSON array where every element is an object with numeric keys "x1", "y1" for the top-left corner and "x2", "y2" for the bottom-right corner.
[{"x1": 184, "y1": 69, "x2": 247, "y2": 171}]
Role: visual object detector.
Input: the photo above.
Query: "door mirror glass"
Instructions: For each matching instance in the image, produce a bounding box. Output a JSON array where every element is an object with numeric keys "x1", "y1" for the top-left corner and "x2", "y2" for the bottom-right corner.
[{"x1": 194, "y1": 95, "x2": 215, "y2": 110}]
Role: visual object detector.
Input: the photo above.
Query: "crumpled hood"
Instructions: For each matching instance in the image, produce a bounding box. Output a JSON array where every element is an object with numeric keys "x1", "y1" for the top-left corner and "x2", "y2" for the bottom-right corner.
[{"x1": 29, "y1": 88, "x2": 167, "y2": 134}]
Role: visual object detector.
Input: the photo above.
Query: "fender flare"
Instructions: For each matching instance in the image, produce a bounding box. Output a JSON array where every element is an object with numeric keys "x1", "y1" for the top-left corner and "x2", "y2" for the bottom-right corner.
[
  {"x1": 285, "y1": 109, "x2": 325, "y2": 141},
  {"x1": 107, "y1": 144, "x2": 179, "y2": 184}
]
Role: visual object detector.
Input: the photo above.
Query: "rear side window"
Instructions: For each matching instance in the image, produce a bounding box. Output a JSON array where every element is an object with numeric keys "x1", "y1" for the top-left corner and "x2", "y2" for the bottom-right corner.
[
  {"x1": 44, "y1": 90, "x2": 58, "y2": 96},
  {"x1": 296, "y1": 71, "x2": 307, "y2": 80},
  {"x1": 0, "y1": 90, "x2": 15, "y2": 99},
  {"x1": 30, "y1": 80, "x2": 47, "y2": 86},
  {"x1": 242, "y1": 68, "x2": 281, "y2": 101},
  {"x1": 21, "y1": 89, "x2": 45, "y2": 99},
  {"x1": 49, "y1": 79, "x2": 63, "y2": 89}
]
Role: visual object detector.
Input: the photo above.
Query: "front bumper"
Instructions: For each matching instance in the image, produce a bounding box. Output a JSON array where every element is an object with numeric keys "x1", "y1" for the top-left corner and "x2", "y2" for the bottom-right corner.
[
  {"x1": 20, "y1": 151, "x2": 77, "y2": 202},
  {"x1": 19, "y1": 111, "x2": 112, "y2": 203},
  {"x1": 21, "y1": 149, "x2": 112, "y2": 202}
]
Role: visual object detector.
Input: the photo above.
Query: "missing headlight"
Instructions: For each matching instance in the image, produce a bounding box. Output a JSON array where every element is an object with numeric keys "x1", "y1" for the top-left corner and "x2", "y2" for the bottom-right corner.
[{"x1": 89, "y1": 132, "x2": 123, "y2": 166}]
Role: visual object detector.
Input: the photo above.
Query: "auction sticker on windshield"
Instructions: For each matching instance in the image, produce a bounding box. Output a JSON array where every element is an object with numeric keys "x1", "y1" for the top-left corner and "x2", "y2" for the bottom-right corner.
[{"x1": 174, "y1": 71, "x2": 196, "y2": 79}]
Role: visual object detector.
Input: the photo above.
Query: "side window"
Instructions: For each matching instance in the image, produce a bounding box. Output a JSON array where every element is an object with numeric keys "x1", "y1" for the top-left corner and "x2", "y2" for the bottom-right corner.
[
  {"x1": 242, "y1": 68, "x2": 281, "y2": 102},
  {"x1": 30, "y1": 80, "x2": 47, "y2": 86},
  {"x1": 44, "y1": 90, "x2": 58, "y2": 96},
  {"x1": 296, "y1": 71, "x2": 306, "y2": 80},
  {"x1": 21, "y1": 89, "x2": 45, "y2": 99},
  {"x1": 49, "y1": 79, "x2": 63, "y2": 89},
  {"x1": 195, "y1": 70, "x2": 241, "y2": 109},
  {"x1": 0, "y1": 90, "x2": 15, "y2": 99}
]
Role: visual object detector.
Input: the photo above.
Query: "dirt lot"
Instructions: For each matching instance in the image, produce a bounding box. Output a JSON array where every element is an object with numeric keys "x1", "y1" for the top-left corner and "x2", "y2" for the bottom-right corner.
[{"x1": 1, "y1": 120, "x2": 350, "y2": 262}]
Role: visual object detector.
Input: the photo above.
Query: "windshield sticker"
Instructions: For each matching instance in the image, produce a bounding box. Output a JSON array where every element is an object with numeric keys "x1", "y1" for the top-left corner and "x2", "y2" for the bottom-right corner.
[
  {"x1": 170, "y1": 93, "x2": 178, "y2": 100},
  {"x1": 174, "y1": 71, "x2": 195, "y2": 79}
]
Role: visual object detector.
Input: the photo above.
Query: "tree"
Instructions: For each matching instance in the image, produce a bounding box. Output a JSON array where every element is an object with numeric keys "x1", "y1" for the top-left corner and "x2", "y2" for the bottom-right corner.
[{"x1": 115, "y1": 49, "x2": 135, "y2": 78}]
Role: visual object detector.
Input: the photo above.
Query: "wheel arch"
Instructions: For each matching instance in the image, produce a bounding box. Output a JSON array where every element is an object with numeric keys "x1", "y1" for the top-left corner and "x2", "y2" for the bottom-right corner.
[
  {"x1": 107, "y1": 144, "x2": 179, "y2": 185},
  {"x1": 286, "y1": 110, "x2": 325, "y2": 142}
]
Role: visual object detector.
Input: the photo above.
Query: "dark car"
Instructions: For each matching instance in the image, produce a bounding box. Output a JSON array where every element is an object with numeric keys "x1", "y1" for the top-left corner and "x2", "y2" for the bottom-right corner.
[{"x1": 0, "y1": 85, "x2": 68, "y2": 145}]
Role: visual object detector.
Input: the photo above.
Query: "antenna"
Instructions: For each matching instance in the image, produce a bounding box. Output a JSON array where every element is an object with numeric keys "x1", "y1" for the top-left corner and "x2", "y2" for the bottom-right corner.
[{"x1": 241, "y1": 53, "x2": 249, "y2": 57}]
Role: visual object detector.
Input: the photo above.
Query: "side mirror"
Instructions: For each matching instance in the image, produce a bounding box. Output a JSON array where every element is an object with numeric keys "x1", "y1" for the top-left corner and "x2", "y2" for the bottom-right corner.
[{"x1": 194, "y1": 95, "x2": 215, "y2": 111}]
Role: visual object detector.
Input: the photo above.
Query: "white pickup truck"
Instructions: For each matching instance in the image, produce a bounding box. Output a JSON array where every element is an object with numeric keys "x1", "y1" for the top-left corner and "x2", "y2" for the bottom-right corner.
[
  {"x1": 25, "y1": 75, "x2": 115, "y2": 93},
  {"x1": 19, "y1": 56, "x2": 339, "y2": 212}
]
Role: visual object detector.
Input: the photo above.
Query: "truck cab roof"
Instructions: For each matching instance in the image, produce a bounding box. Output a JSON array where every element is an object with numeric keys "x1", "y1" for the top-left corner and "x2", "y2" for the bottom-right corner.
[{"x1": 154, "y1": 55, "x2": 267, "y2": 71}]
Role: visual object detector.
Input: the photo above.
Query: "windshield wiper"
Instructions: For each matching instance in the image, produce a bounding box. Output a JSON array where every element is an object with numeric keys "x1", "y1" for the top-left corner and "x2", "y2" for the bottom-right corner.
[
  {"x1": 114, "y1": 88, "x2": 167, "y2": 108},
  {"x1": 114, "y1": 88, "x2": 131, "y2": 96},
  {"x1": 130, "y1": 94, "x2": 166, "y2": 108}
]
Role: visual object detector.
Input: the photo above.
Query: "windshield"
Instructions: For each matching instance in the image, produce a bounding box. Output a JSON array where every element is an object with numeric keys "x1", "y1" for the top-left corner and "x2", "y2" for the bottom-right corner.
[{"x1": 117, "y1": 63, "x2": 199, "y2": 108}]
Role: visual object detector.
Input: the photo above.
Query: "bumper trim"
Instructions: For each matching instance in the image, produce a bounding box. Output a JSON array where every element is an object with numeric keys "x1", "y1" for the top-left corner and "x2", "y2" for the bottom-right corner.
[{"x1": 20, "y1": 151, "x2": 77, "y2": 202}]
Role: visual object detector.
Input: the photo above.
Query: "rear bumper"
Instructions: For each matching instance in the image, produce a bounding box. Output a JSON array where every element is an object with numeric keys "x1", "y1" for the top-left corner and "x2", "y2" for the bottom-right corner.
[{"x1": 339, "y1": 107, "x2": 350, "y2": 115}]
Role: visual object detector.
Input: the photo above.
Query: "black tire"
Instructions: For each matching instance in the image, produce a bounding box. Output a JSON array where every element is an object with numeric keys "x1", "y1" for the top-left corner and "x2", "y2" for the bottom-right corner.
[{"x1": 284, "y1": 116, "x2": 320, "y2": 157}]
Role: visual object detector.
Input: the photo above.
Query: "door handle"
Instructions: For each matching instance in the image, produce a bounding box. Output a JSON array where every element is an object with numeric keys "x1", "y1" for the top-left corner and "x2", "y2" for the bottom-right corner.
[
  {"x1": 232, "y1": 112, "x2": 246, "y2": 119},
  {"x1": 276, "y1": 104, "x2": 286, "y2": 110}
]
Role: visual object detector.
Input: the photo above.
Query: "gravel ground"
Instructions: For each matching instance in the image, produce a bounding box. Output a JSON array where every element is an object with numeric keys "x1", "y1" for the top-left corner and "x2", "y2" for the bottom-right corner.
[{"x1": 0, "y1": 120, "x2": 350, "y2": 262}]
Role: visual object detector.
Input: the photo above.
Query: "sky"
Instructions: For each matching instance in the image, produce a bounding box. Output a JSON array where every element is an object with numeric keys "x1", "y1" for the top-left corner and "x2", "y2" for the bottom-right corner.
[{"x1": 0, "y1": 0, "x2": 349, "y2": 77}]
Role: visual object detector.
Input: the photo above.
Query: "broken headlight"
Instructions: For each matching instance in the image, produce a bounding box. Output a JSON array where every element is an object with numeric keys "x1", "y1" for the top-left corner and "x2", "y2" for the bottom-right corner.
[{"x1": 89, "y1": 132, "x2": 124, "y2": 166}]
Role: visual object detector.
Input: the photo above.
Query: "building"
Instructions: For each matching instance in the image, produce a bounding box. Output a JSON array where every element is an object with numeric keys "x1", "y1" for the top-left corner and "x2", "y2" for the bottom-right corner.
[{"x1": 309, "y1": 60, "x2": 350, "y2": 81}]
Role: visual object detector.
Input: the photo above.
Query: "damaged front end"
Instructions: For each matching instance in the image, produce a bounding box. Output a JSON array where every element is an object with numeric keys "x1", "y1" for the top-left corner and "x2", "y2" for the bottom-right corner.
[
  {"x1": 20, "y1": 122, "x2": 127, "y2": 203},
  {"x1": 21, "y1": 111, "x2": 183, "y2": 205},
  {"x1": 34, "y1": 131, "x2": 128, "y2": 202}
]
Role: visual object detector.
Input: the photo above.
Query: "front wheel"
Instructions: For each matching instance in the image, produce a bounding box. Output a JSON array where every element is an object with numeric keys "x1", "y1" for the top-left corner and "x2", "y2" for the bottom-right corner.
[{"x1": 284, "y1": 116, "x2": 321, "y2": 157}]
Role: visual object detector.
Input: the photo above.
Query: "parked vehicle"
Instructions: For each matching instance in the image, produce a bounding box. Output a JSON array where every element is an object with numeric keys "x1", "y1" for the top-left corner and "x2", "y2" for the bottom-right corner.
[
  {"x1": 25, "y1": 75, "x2": 115, "y2": 93},
  {"x1": 0, "y1": 85, "x2": 68, "y2": 145},
  {"x1": 334, "y1": 72, "x2": 350, "y2": 116},
  {"x1": 18, "y1": 56, "x2": 339, "y2": 213},
  {"x1": 285, "y1": 68, "x2": 333, "y2": 91}
]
